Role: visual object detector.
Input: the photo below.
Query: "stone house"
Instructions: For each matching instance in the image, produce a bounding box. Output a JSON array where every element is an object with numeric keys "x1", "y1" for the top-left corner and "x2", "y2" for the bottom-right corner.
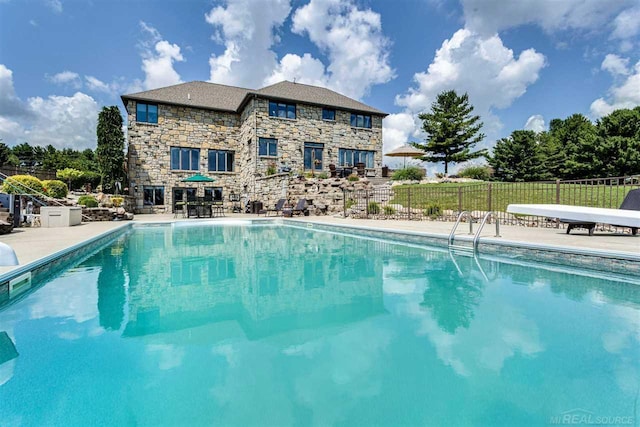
[{"x1": 121, "y1": 80, "x2": 387, "y2": 213}]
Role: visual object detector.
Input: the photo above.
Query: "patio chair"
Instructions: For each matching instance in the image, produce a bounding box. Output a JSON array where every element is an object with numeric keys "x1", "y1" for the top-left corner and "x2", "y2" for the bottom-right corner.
[
  {"x1": 265, "y1": 198, "x2": 287, "y2": 216},
  {"x1": 283, "y1": 199, "x2": 309, "y2": 217}
]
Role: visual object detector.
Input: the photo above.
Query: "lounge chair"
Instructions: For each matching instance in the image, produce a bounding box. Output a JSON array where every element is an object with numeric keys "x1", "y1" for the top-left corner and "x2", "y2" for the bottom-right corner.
[
  {"x1": 265, "y1": 198, "x2": 287, "y2": 216},
  {"x1": 283, "y1": 199, "x2": 308, "y2": 216},
  {"x1": 507, "y1": 189, "x2": 640, "y2": 236},
  {"x1": 0, "y1": 207, "x2": 14, "y2": 234}
]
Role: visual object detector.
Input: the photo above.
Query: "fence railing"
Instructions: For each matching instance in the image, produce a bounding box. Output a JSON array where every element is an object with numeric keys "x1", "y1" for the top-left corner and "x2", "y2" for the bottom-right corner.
[{"x1": 343, "y1": 175, "x2": 640, "y2": 227}]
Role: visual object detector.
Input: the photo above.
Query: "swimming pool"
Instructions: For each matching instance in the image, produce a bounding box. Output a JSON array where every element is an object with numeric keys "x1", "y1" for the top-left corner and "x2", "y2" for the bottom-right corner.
[{"x1": 0, "y1": 222, "x2": 638, "y2": 426}]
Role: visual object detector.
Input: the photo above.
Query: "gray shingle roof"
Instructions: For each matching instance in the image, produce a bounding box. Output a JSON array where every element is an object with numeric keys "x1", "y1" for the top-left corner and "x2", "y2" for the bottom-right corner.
[
  {"x1": 121, "y1": 80, "x2": 386, "y2": 116},
  {"x1": 255, "y1": 81, "x2": 386, "y2": 115},
  {"x1": 121, "y1": 81, "x2": 252, "y2": 113}
]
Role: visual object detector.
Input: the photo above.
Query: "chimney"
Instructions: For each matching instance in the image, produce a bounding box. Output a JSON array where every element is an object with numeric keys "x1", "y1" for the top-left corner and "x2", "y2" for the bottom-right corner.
[{"x1": 187, "y1": 93, "x2": 191, "y2": 100}]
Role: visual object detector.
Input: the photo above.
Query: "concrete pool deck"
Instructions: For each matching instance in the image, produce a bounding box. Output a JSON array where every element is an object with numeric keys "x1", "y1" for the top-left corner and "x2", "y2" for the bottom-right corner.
[{"x1": 0, "y1": 213, "x2": 638, "y2": 276}]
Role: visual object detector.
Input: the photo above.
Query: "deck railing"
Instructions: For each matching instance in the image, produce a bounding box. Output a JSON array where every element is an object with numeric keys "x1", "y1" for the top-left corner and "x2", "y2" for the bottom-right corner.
[{"x1": 342, "y1": 175, "x2": 640, "y2": 227}]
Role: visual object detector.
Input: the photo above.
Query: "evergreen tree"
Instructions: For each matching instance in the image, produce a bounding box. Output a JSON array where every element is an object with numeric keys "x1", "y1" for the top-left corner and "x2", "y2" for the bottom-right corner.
[
  {"x1": 548, "y1": 114, "x2": 600, "y2": 179},
  {"x1": 487, "y1": 130, "x2": 548, "y2": 182},
  {"x1": 415, "y1": 90, "x2": 486, "y2": 174},
  {"x1": 96, "y1": 106, "x2": 125, "y2": 193},
  {"x1": 595, "y1": 107, "x2": 640, "y2": 177},
  {"x1": 0, "y1": 140, "x2": 10, "y2": 167}
]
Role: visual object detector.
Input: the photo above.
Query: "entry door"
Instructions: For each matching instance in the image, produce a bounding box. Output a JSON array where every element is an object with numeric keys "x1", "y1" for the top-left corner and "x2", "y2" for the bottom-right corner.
[{"x1": 304, "y1": 142, "x2": 323, "y2": 171}]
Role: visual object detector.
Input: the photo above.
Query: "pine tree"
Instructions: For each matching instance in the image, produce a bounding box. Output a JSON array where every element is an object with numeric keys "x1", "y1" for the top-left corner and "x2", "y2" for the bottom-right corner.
[
  {"x1": 414, "y1": 90, "x2": 486, "y2": 174},
  {"x1": 96, "y1": 106, "x2": 125, "y2": 193},
  {"x1": 487, "y1": 130, "x2": 548, "y2": 182}
]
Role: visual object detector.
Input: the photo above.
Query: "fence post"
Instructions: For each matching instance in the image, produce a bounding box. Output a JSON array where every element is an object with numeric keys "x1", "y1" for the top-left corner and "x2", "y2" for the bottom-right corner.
[
  {"x1": 343, "y1": 189, "x2": 346, "y2": 218},
  {"x1": 408, "y1": 187, "x2": 412, "y2": 220},
  {"x1": 458, "y1": 186, "x2": 462, "y2": 213},
  {"x1": 365, "y1": 191, "x2": 370, "y2": 219},
  {"x1": 555, "y1": 179, "x2": 560, "y2": 204},
  {"x1": 487, "y1": 182, "x2": 492, "y2": 212}
]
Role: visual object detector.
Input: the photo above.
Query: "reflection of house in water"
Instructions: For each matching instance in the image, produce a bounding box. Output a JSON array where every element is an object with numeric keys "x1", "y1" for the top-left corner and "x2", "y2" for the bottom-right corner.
[{"x1": 120, "y1": 225, "x2": 385, "y2": 340}]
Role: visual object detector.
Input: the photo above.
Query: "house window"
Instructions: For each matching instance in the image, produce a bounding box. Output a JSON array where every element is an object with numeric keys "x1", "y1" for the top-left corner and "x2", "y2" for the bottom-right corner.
[
  {"x1": 170, "y1": 147, "x2": 200, "y2": 171},
  {"x1": 322, "y1": 108, "x2": 335, "y2": 121},
  {"x1": 304, "y1": 142, "x2": 324, "y2": 171},
  {"x1": 258, "y1": 137, "x2": 277, "y2": 157},
  {"x1": 136, "y1": 103, "x2": 158, "y2": 124},
  {"x1": 338, "y1": 149, "x2": 375, "y2": 168},
  {"x1": 269, "y1": 101, "x2": 296, "y2": 119},
  {"x1": 143, "y1": 186, "x2": 164, "y2": 206},
  {"x1": 204, "y1": 187, "x2": 223, "y2": 202},
  {"x1": 350, "y1": 113, "x2": 372, "y2": 129},
  {"x1": 208, "y1": 150, "x2": 234, "y2": 172}
]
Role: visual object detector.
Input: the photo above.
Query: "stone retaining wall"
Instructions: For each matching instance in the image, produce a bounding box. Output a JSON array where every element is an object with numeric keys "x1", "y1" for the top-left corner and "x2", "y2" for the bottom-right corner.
[{"x1": 255, "y1": 174, "x2": 375, "y2": 215}]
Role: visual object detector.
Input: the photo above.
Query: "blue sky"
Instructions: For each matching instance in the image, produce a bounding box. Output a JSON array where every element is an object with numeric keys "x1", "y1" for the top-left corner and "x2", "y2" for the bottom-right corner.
[{"x1": 1, "y1": 0, "x2": 639, "y2": 170}]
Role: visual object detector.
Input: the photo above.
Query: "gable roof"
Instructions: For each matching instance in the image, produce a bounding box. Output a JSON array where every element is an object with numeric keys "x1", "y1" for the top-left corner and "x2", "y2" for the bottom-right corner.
[
  {"x1": 121, "y1": 80, "x2": 386, "y2": 116},
  {"x1": 121, "y1": 81, "x2": 252, "y2": 113}
]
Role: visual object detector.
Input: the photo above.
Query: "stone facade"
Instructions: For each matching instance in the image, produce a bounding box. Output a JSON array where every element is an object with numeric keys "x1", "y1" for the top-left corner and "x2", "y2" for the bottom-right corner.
[{"x1": 125, "y1": 88, "x2": 384, "y2": 214}]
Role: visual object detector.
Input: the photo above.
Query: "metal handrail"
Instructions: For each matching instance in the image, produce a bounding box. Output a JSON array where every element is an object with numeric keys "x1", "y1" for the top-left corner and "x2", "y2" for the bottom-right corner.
[
  {"x1": 448, "y1": 211, "x2": 474, "y2": 246},
  {"x1": 0, "y1": 172, "x2": 93, "y2": 222},
  {"x1": 473, "y1": 211, "x2": 501, "y2": 250}
]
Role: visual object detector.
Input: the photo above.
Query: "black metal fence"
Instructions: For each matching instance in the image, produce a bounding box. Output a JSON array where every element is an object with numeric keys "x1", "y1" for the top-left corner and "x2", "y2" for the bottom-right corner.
[
  {"x1": 0, "y1": 166, "x2": 57, "y2": 181},
  {"x1": 343, "y1": 175, "x2": 640, "y2": 227}
]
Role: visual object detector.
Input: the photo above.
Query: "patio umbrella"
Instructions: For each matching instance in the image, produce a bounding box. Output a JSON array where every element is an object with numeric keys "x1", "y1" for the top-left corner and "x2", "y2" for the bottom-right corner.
[
  {"x1": 181, "y1": 173, "x2": 215, "y2": 202},
  {"x1": 181, "y1": 173, "x2": 215, "y2": 183},
  {"x1": 385, "y1": 144, "x2": 425, "y2": 167}
]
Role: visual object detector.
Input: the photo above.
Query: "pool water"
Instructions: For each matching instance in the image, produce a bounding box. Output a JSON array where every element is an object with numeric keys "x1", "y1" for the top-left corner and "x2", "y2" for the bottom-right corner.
[{"x1": 0, "y1": 224, "x2": 638, "y2": 426}]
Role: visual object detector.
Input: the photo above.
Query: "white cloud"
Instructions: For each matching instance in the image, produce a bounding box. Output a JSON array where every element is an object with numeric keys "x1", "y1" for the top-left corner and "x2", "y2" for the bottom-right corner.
[
  {"x1": 590, "y1": 59, "x2": 640, "y2": 118},
  {"x1": 206, "y1": 0, "x2": 393, "y2": 99},
  {"x1": 286, "y1": 0, "x2": 395, "y2": 99},
  {"x1": 462, "y1": 0, "x2": 635, "y2": 36},
  {"x1": 139, "y1": 21, "x2": 184, "y2": 90},
  {"x1": 29, "y1": 19, "x2": 38, "y2": 27},
  {"x1": 0, "y1": 64, "x2": 99, "y2": 149},
  {"x1": 206, "y1": 0, "x2": 291, "y2": 88},
  {"x1": 264, "y1": 53, "x2": 329, "y2": 88},
  {"x1": 46, "y1": 0, "x2": 62, "y2": 13},
  {"x1": 382, "y1": 113, "x2": 417, "y2": 154},
  {"x1": 601, "y1": 54, "x2": 630, "y2": 76},
  {"x1": 524, "y1": 114, "x2": 545, "y2": 132},
  {"x1": 611, "y1": 6, "x2": 640, "y2": 40},
  {"x1": 47, "y1": 70, "x2": 81, "y2": 88},
  {"x1": 0, "y1": 64, "x2": 31, "y2": 117},
  {"x1": 394, "y1": 29, "x2": 545, "y2": 153}
]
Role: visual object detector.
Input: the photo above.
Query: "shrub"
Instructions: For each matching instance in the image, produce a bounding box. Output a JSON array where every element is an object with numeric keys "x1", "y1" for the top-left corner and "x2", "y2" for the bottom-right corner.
[
  {"x1": 391, "y1": 166, "x2": 425, "y2": 181},
  {"x1": 111, "y1": 197, "x2": 124, "y2": 207},
  {"x1": 1, "y1": 175, "x2": 44, "y2": 195},
  {"x1": 458, "y1": 165, "x2": 493, "y2": 180},
  {"x1": 78, "y1": 195, "x2": 98, "y2": 208},
  {"x1": 345, "y1": 199, "x2": 356, "y2": 209},
  {"x1": 347, "y1": 174, "x2": 360, "y2": 181},
  {"x1": 423, "y1": 203, "x2": 441, "y2": 218},
  {"x1": 383, "y1": 205, "x2": 396, "y2": 215},
  {"x1": 317, "y1": 172, "x2": 329, "y2": 179},
  {"x1": 42, "y1": 180, "x2": 68, "y2": 198},
  {"x1": 266, "y1": 163, "x2": 277, "y2": 176},
  {"x1": 367, "y1": 201, "x2": 380, "y2": 215}
]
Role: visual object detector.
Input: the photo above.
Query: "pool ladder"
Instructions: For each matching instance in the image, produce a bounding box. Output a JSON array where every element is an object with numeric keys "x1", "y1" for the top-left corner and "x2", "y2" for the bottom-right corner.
[{"x1": 448, "y1": 211, "x2": 501, "y2": 253}]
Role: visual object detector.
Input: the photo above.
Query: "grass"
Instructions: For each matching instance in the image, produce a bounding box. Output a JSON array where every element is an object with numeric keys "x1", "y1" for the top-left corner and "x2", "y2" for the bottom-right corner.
[{"x1": 390, "y1": 182, "x2": 635, "y2": 213}]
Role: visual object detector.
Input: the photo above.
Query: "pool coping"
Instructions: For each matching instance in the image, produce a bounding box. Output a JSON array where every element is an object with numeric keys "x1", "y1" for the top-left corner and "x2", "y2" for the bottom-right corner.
[{"x1": 0, "y1": 217, "x2": 638, "y2": 301}]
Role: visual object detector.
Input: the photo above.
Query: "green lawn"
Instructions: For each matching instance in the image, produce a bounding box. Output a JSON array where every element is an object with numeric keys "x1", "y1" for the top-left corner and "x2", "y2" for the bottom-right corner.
[{"x1": 389, "y1": 182, "x2": 635, "y2": 213}]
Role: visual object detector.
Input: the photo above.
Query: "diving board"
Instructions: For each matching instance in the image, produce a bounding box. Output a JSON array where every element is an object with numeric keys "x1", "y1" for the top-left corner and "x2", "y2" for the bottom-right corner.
[{"x1": 507, "y1": 204, "x2": 640, "y2": 235}]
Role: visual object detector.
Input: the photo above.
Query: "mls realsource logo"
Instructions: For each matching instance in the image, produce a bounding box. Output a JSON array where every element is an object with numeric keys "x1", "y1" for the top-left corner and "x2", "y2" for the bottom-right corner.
[{"x1": 549, "y1": 408, "x2": 634, "y2": 425}]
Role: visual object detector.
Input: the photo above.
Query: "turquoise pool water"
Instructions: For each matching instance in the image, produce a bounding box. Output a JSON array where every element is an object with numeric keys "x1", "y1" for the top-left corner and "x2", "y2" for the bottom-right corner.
[{"x1": 0, "y1": 223, "x2": 638, "y2": 426}]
